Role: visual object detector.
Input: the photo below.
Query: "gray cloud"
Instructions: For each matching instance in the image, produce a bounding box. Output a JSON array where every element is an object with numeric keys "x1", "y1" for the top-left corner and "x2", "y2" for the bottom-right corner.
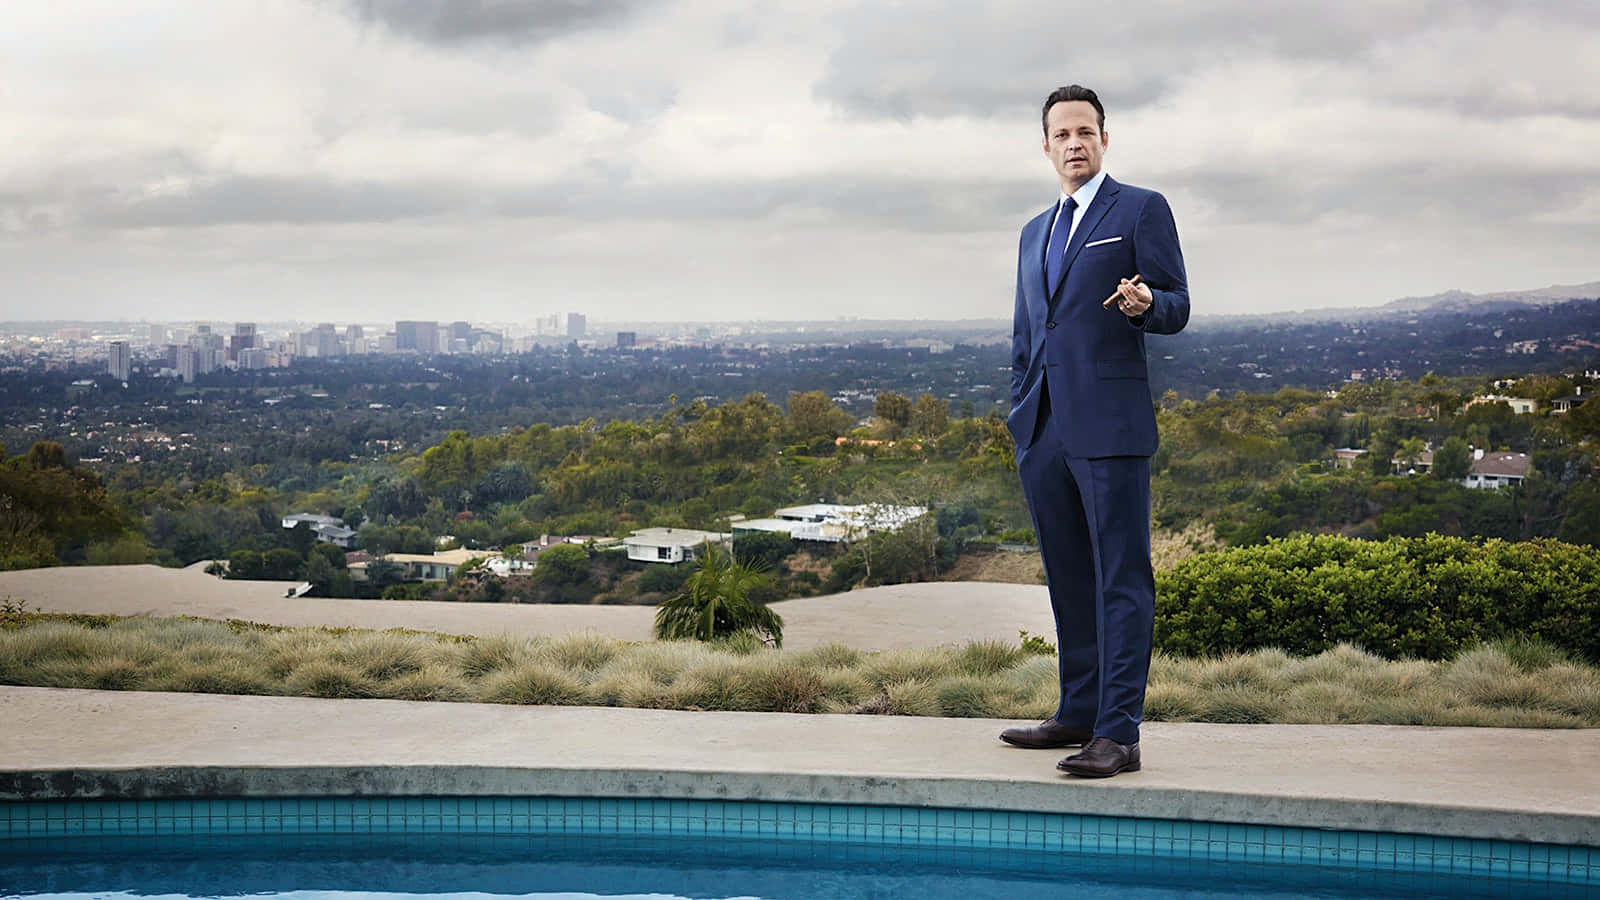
[
  {"x1": 55, "y1": 176, "x2": 456, "y2": 230},
  {"x1": 812, "y1": 0, "x2": 1582, "y2": 122},
  {"x1": 334, "y1": 0, "x2": 658, "y2": 46},
  {"x1": 1, "y1": 0, "x2": 1597, "y2": 321}
]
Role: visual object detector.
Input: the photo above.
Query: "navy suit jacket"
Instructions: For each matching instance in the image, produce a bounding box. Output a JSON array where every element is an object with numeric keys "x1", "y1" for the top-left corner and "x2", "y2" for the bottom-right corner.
[{"x1": 1008, "y1": 176, "x2": 1190, "y2": 457}]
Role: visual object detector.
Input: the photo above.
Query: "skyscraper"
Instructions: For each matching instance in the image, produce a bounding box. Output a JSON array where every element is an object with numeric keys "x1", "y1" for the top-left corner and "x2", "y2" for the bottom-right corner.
[
  {"x1": 107, "y1": 341, "x2": 131, "y2": 382},
  {"x1": 567, "y1": 313, "x2": 587, "y2": 339},
  {"x1": 176, "y1": 347, "x2": 199, "y2": 384},
  {"x1": 395, "y1": 321, "x2": 439, "y2": 353},
  {"x1": 229, "y1": 323, "x2": 257, "y2": 362}
]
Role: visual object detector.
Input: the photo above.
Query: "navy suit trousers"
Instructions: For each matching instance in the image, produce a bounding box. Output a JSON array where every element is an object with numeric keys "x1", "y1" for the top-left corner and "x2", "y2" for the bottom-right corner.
[{"x1": 1017, "y1": 400, "x2": 1155, "y2": 745}]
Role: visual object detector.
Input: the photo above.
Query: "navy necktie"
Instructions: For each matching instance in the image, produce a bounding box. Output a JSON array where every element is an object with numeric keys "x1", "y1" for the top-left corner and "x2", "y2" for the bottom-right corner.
[{"x1": 1046, "y1": 196, "x2": 1077, "y2": 299}]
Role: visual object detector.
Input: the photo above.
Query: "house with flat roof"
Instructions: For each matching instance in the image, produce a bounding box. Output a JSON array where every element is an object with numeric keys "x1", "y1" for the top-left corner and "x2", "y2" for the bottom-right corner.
[
  {"x1": 348, "y1": 547, "x2": 484, "y2": 582},
  {"x1": 624, "y1": 527, "x2": 730, "y2": 564},
  {"x1": 1332, "y1": 448, "x2": 1367, "y2": 469},
  {"x1": 1467, "y1": 394, "x2": 1538, "y2": 415},
  {"x1": 281, "y1": 513, "x2": 358, "y2": 549},
  {"x1": 733, "y1": 503, "x2": 929, "y2": 543}
]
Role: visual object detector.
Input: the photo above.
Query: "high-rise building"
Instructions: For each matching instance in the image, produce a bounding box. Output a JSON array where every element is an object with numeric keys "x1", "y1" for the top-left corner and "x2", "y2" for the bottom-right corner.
[
  {"x1": 229, "y1": 322, "x2": 257, "y2": 362},
  {"x1": 175, "y1": 347, "x2": 199, "y2": 384},
  {"x1": 149, "y1": 324, "x2": 165, "y2": 346},
  {"x1": 107, "y1": 340, "x2": 131, "y2": 382},
  {"x1": 566, "y1": 313, "x2": 587, "y2": 339},
  {"x1": 616, "y1": 331, "x2": 637, "y2": 349},
  {"x1": 298, "y1": 323, "x2": 341, "y2": 358},
  {"x1": 395, "y1": 321, "x2": 439, "y2": 353},
  {"x1": 344, "y1": 324, "x2": 364, "y2": 342}
]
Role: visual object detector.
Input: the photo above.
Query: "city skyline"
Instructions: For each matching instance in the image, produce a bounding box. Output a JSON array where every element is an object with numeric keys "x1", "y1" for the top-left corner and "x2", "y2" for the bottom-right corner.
[{"x1": 2, "y1": 2, "x2": 1597, "y2": 322}]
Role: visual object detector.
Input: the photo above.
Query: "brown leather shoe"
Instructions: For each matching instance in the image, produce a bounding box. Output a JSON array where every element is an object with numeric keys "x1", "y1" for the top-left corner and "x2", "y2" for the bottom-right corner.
[
  {"x1": 999, "y1": 718, "x2": 1092, "y2": 749},
  {"x1": 1057, "y1": 737, "x2": 1141, "y2": 777}
]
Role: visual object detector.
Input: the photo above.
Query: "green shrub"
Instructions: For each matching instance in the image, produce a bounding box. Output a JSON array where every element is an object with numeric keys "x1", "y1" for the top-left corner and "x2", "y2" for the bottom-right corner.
[
  {"x1": 637, "y1": 563, "x2": 689, "y2": 595},
  {"x1": 732, "y1": 531, "x2": 796, "y2": 569},
  {"x1": 1156, "y1": 534, "x2": 1600, "y2": 661}
]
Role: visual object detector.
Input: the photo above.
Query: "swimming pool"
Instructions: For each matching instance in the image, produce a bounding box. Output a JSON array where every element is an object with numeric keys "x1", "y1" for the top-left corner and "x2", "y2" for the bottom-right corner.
[{"x1": 3, "y1": 796, "x2": 1596, "y2": 899}]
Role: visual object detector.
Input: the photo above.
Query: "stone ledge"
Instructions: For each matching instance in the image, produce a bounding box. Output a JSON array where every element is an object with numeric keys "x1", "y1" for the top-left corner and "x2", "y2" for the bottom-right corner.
[{"x1": 4, "y1": 764, "x2": 1597, "y2": 848}]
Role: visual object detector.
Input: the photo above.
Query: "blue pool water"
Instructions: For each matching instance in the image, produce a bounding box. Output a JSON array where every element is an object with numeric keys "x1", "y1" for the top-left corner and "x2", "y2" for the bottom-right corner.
[{"x1": 3, "y1": 798, "x2": 1596, "y2": 899}]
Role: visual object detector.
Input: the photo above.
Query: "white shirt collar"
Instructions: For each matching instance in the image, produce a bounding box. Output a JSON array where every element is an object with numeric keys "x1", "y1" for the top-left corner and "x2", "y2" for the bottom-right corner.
[{"x1": 1060, "y1": 169, "x2": 1108, "y2": 213}]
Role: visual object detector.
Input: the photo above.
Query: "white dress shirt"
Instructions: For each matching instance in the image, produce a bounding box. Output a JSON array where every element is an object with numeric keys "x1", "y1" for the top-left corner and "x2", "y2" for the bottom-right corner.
[{"x1": 1047, "y1": 169, "x2": 1109, "y2": 249}]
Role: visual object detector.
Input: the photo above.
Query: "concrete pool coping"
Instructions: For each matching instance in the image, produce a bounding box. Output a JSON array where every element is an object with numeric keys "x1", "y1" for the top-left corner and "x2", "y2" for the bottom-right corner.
[{"x1": 2, "y1": 686, "x2": 1596, "y2": 848}]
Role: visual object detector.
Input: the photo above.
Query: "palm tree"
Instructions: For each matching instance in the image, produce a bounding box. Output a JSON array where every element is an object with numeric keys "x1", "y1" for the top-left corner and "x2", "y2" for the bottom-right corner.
[{"x1": 653, "y1": 543, "x2": 784, "y2": 647}]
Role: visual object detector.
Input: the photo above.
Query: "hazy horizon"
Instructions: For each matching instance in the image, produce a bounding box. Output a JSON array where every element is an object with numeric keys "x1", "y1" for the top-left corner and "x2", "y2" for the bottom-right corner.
[{"x1": 3, "y1": 2, "x2": 1597, "y2": 322}]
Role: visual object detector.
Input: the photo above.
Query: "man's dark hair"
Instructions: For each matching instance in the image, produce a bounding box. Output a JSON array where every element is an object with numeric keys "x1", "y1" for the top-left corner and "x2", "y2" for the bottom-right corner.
[{"x1": 1041, "y1": 85, "x2": 1105, "y2": 136}]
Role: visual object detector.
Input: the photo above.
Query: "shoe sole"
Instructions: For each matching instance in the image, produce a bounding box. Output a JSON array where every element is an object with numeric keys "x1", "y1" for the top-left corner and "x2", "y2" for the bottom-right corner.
[
  {"x1": 1057, "y1": 761, "x2": 1141, "y2": 778},
  {"x1": 1000, "y1": 737, "x2": 1086, "y2": 749}
]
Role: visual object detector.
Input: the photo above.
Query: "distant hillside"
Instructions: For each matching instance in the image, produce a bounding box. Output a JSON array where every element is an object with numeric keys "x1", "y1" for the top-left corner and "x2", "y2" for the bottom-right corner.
[
  {"x1": 1153, "y1": 296, "x2": 1600, "y2": 398},
  {"x1": 1380, "y1": 282, "x2": 1600, "y2": 314},
  {"x1": 1202, "y1": 281, "x2": 1600, "y2": 325}
]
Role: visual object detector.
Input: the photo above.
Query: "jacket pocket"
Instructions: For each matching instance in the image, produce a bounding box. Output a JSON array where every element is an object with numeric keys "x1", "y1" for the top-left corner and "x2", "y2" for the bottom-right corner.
[{"x1": 1096, "y1": 358, "x2": 1147, "y2": 380}]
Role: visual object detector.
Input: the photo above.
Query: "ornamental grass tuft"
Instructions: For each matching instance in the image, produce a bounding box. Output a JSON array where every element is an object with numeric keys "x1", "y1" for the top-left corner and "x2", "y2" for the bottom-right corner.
[{"x1": 3, "y1": 614, "x2": 1599, "y2": 727}]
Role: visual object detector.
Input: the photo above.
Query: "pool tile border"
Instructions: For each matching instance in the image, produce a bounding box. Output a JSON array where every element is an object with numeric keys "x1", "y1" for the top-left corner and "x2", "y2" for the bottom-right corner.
[{"x1": 4, "y1": 796, "x2": 1595, "y2": 888}]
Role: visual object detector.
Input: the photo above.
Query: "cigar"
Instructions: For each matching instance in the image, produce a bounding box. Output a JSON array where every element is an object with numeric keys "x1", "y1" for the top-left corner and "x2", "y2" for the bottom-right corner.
[{"x1": 1104, "y1": 274, "x2": 1143, "y2": 308}]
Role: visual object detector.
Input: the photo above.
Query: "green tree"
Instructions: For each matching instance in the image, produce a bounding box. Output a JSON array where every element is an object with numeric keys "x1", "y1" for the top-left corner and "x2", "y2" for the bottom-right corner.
[
  {"x1": 262, "y1": 547, "x2": 305, "y2": 580},
  {"x1": 732, "y1": 531, "x2": 796, "y2": 569},
  {"x1": 910, "y1": 393, "x2": 950, "y2": 440},
  {"x1": 1395, "y1": 437, "x2": 1426, "y2": 473},
  {"x1": 1367, "y1": 431, "x2": 1398, "y2": 476},
  {"x1": 310, "y1": 542, "x2": 347, "y2": 570},
  {"x1": 783, "y1": 391, "x2": 855, "y2": 445},
  {"x1": 365, "y1": 557, "x2": 405, "y2": 590},
  {"x1": 303, "y1": 551, "x2": 336, "y2": 592},
  {"x1": 1433, "y1": 436, "x2": 1471, "y2": 480},
  {"x1": 534, "y1": 543, "x2": 589, "y2": 586},
  {"x1": 654, "y1": 543, "x2": 783, "y2": 646},
  {"x1": 284, "y1": 521, "x2": 317, "y2": 555},
  {"x1": 227, "y1": 549, "x2": 264, "y2": 580},
  {"x1": 26, "y1": 441, "x2": 67, "y2": 470},
  {"x1": 874, "y1": 392, "x2": 912, "y2": 440}
]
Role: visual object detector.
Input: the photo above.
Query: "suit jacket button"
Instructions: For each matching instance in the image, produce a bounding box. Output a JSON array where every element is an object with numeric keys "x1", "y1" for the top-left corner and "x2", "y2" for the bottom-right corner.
[{"x1": 1046, "y1": 321, "x2": 1057, "y2": 329}]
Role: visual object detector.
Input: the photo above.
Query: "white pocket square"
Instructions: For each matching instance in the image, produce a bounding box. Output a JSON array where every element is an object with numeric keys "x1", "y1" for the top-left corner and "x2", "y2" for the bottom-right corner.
[{"x1": 1084, "y1": 236, "x2": 1122, "y2": 248}]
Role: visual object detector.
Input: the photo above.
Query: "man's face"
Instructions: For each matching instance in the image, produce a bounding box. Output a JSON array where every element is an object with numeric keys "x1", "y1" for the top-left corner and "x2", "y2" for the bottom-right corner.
[{"x1": 1042, "y1": 100, "x2": 1108, "y2": 192}]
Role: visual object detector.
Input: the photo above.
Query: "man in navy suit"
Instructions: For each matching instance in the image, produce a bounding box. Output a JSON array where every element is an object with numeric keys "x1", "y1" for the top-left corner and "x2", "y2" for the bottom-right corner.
[{"x1": 998, "y1": 85, "x2": 1190, "y2": 777}]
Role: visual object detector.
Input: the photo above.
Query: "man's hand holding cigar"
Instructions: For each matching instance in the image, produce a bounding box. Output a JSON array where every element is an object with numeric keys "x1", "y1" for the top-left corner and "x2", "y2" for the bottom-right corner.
[{"x1": 1104, "y1": 273, "x2": 1151, "y2": 318}]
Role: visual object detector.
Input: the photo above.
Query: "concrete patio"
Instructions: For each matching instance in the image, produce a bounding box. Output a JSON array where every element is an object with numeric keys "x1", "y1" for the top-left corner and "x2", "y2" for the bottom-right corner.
[
  {"x1": 3, "y1": 563, "x2": 1597, "y2": 850},
  {"x1": 3, "y1": 685, "x2": 1597, "y2": 847}
]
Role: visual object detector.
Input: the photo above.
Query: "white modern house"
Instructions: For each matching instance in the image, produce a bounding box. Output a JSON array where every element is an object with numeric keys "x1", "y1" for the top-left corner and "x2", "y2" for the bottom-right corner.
[
  {"x1": 733, "y1": 503, "x2": 929, "y2": 543},
  {"x1": 624, "y1": 527, "x2": 731, "y2": 564},
  {"x1": 485, "y1": 556, "x2": 535, "y2": 577},
  {"x1": 280, "y1": 513, "x2": 359, "y2": 548}
]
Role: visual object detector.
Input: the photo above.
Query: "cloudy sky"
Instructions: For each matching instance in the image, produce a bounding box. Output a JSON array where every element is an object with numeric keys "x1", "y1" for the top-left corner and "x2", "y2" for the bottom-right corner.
[{"x1": 3, "y1": 1, "x2": 1597, "y2": 323}]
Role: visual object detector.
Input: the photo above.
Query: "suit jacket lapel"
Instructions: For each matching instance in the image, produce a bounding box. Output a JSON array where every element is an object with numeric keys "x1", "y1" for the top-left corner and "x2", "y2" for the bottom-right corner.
[
  {"x1": 1024, "y1": 205, "x2": 1052, "y2": 332},
  {"x1": 1052, "y1": 176, "x2": 1121, "y2": 304}
]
